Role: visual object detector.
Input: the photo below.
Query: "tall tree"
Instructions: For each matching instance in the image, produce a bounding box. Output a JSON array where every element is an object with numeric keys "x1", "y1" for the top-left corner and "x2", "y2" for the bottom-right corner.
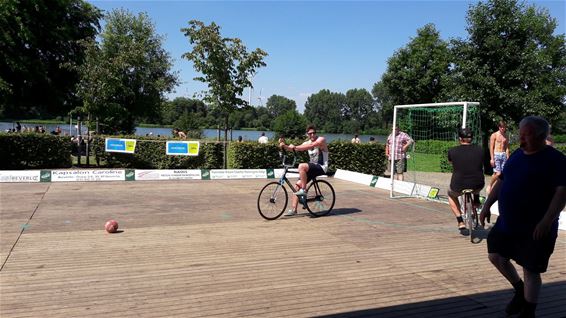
[
  {"x1": 265, "y1": 95, "x2": 297, "y2": 118},
  {"x1": 272, "y1": 110, "x2": 307, "y2": 139},
  {"x1": 75, "y1": 9, "x2": 177, "y2": 134},
  {"x1": 181, "y1": 20, "x2": 268, "y2": 128},
  {"x1": 449, "y1": 0, "x2": 566, "y2": 129},
  {"x1": 372, "y1": 24, "x2": 452, "y2": 124},
  {"x1": 304, "y1": 89, "x2": 344, "y2": 133},
  {"x1": 343, "y1": 88, "x2": 375, "y2": 132},
  {"x1": 0, "y1": 0, "x2": 102, "y2": 119}
]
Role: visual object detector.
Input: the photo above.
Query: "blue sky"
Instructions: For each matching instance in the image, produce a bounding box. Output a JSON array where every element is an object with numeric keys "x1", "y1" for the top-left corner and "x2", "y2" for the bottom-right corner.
[{"x1": 89, "y1": 0, "x2": 565, "y2": 113}]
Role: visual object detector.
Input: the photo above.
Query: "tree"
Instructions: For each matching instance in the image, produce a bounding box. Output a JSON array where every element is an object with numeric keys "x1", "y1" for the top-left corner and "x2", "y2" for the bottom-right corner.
[
  {"x1": 372, "y1": 24, "x2": 452, "y2": 124},
  {"x1": 265, "y1": 95, "x2": 297, "y2": 118},
  {"x1": 0, "y1": 0, "x2": 102, "y2": 119},
  {"x1": 449, "y1": 0, "x2": 566, "y2": 130},
  {"x1": 272, "y1": 110, "x2": 307, "y2": 139},
  {"x1": 344, "y1": 88, "x2": 375, "y2": 132},
  {"x1": 181, "y1": 20, "x2": 268, "y2": 128},
  {"x1": 75, "y1": 9, "x2": 177, "y2": 134},
  {"x1": 161, "y1": 97, "x2": 207, "y2": 125},
  {"x1": 304, "y1": 89, "x2": 344, "y2": 133}
]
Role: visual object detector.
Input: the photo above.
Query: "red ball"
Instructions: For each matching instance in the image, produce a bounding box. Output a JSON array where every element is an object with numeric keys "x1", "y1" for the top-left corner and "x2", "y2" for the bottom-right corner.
[{"x1": 105, "y1": 220, "x2": 119, "y2": 233}]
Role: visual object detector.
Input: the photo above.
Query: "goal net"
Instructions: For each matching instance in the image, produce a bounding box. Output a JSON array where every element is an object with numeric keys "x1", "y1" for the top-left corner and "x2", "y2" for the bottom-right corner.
[{"x1": 389, "y1": 102, "x2": 481, "y2": 199}]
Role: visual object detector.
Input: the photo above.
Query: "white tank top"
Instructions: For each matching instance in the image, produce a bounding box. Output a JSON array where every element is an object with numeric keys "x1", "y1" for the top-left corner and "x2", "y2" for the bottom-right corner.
[{"x1": 307, "y1": 141, "x2": 329, "y2": 172}]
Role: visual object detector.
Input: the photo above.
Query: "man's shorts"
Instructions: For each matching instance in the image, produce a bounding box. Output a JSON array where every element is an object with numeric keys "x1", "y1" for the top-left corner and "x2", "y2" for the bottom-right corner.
[
  {"x1": 387, "y1": 159, "x2": 406, "y2": 174},
  {"x1": 493, "y1": 152, "x2": 507, "y2": 173},
  {"x1": 447, "y1": 188, "x2": 481, "y2": 205},
  {"x1": 306, "y1": 163, "x2": 326, "y2": 182},
  {"x1": 487, "y1": 225, "x2": 557, "y2": 273}
]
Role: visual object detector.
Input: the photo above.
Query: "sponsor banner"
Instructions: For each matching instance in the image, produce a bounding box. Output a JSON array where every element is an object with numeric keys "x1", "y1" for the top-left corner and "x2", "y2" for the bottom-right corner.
[
  {"x1": 105, "y1": 138, "x2": 137, "y2": 154},
  {"x1": 125, "y1": 169, "x2": 135, "y2": 181},
  {"x1": 413, "y1": 183, "x2": 432, "y2": 198},
  {"x1": 0, "y1": 170, "x2": 41, "y2": 183},
  {"x1": 334, "y1": 169, "x2": 374, "y2": 186},
  {"x1": 374, "y1": 177, "x2": 391, "y2": 190},
  {"x1": 40, "y1": 170, "x2": 52, "y2": 182},
  {"x1": 392, "y1": 179, "x2": 416, "y2": 195},
  {"x1": 266, "y1": 169, "x2": 275, "y2": 179},
  {"x1": 210, "y1": 169, "x2": 267, "y2": 180},
  {"x1": 166, "y1": 141, "x2": 200, "y2": 156},
  {"x1": 135, "y1": 169, "x2": 201, "y2": 181},
  {"x1": 201, "y1": 169, "x2": 210, "y2": 180},
  {"x1": 51, "y1": 170, "x2": 125, "y2": 182}
]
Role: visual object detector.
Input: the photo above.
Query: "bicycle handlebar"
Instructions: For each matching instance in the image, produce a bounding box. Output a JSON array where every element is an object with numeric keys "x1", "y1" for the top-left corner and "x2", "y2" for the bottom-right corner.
[{"x1": 280, "y1": 149, "x2": 297, "y2": 168}]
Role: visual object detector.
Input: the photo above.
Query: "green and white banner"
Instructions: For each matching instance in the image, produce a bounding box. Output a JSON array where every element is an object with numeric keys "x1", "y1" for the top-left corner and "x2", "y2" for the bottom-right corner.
[
  {"x1": 210, "y1": 169, "x2": 267, "y2": 180},
  {"x1": 134, "y1": 169, "x2": 201, "y2": 181},
  {"x1": 50, "y1": 170, "x2": 125, "y2": 182},
  {"x1": 0, "y1": 170, "x2": 40, "y2": 183}
]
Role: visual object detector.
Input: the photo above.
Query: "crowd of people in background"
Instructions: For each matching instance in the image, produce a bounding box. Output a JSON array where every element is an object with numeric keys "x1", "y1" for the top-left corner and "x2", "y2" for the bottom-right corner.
[{"x1": 4, "y1": 122, "x2": 65, "y2": 135}]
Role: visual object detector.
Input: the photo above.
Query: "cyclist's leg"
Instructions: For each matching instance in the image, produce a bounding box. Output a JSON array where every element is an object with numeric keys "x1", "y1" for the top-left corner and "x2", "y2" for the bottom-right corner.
[
  {"x1": 448, "y1": 189, "x2": 465, "y2": 229},
  {"x1": 296, "y1": 163, "x2": 309, "y2": 193}
]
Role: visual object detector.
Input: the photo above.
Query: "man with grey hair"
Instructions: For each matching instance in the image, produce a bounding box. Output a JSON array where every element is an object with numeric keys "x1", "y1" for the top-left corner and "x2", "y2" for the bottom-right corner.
[{"x1": 480, "y1": 116, "x2": 566, "y2": 317}]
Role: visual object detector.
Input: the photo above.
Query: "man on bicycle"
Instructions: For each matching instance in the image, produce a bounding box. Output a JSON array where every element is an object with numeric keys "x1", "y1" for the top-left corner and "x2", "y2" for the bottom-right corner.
[
  {"x1": 279, "y1": 124, "x2": 329, "y2": 216},
  {"x1": 447, "y1": 127, "x2": 485, "y2": 232}
]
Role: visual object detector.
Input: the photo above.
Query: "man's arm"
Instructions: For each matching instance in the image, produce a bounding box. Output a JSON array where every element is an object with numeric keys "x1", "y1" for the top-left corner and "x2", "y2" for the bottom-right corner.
[
  {"x1": 292, "y1": 137, "x2": 326, "y2": 151},
  {"x1": 489, "y1": 133, "x2": 496, "y2": 166},
  {"x1": 533, "y1": 186, "x2": 566, "y2": 240},
  {"x1": 480, "y1": 177, "x2": 501, "y2": 226}
]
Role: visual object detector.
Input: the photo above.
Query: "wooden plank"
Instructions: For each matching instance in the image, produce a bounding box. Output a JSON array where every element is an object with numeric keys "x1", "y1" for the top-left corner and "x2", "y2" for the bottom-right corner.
[{"x1": 0, "y1": 179, "x2": 564, "y2": 317}]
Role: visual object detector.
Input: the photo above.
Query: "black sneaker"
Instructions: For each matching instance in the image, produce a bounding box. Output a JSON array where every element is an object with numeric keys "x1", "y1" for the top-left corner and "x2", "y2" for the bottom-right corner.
[{"x1": 505, "y1": 291, "x2": 526, "y2": 315}]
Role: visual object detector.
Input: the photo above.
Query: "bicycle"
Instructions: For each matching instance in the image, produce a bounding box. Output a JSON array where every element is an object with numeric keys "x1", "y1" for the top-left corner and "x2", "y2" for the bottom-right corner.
[
  {"x1": 257, "y1": 153, "x2": 336, "y2": 220},
  {"x1": 461, "y1": 189, "x2": 479, "y2": 242}
]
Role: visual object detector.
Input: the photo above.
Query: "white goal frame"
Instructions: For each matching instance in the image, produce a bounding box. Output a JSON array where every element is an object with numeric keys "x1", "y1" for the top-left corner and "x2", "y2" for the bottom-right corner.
[{"x1": 390, "y1": 101, "x2": 480, "y2": 198}]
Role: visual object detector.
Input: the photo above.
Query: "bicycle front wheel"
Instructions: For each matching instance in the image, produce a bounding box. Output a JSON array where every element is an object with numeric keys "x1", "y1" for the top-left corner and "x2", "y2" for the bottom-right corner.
[
  {"x1": 257, "y1": 182, "x2": 288, "y2": 220},
  {"x1": 305, "y1": 179, "x2": 335, "y2": 217}
]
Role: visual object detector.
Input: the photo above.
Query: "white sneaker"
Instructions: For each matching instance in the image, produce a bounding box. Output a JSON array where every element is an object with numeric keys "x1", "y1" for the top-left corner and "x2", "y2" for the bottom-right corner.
[
  {"x1": 294, "y1": 189, "x2": 307, "y2": 197},
  {"x1": 284, "y1": 209, "x2": 297, "y2": 216}
]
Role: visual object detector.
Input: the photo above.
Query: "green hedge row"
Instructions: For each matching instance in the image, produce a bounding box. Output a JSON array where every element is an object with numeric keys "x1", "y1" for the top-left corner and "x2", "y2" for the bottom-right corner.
[
  {"x1": 0, "y1": 133, "x2": 72, "y2": 169},
  {"x1": 414, "y1": 140, "x2": 458, "y2": 154},
  {"x1": 90, "y1": 136, "x2": 223, "y2": 169},
  {"x1": 228, "y1": 141, "x2": 387, "y2": 176}
]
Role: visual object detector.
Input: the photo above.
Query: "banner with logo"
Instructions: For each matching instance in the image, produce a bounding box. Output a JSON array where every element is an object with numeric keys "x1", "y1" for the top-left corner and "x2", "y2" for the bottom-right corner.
[
  {"x1": 210, "y1": 169, "x2": 267, "y2": 180},
  {"x1": 0, "y1": 170, "x2": 40, "y2": 183},
  {"x1": 105, "y1": 138, "x2": 137, "y2": 154},
  {"x1": 134, "y1": 169, "x2": 201, "y2": 181},
  {"x1": 166, "y1": 141, "x2": 200, "y2": 156},
  {"x1": 51, "y1": 170, "x2": 125, "y2": 182}
]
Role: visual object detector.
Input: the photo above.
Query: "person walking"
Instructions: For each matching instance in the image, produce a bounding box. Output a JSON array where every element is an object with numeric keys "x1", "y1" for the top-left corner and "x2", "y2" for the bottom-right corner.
[
  {"x1": 487, "y1": 121, "x2": 510, "y2": 194},
  {"x1": 480, "y1": 116, "x2": 566, "y2": 318}
]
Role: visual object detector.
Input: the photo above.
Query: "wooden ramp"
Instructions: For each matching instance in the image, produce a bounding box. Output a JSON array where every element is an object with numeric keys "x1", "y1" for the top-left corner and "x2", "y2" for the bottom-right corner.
[{"x1": 1, "y1": 179, "x2": 564, "y2": 317}]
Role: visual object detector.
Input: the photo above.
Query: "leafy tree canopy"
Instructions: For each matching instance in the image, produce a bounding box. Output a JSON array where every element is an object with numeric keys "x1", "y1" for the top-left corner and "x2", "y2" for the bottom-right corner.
[
  {"x1": 265, "y1": 95, "x2": 297, "y2": 118},
  {"x1": 0, "y1": 0, "x2": 102, "y2": 119},
  {"x1": 75, "y1": 9, "x2": 177, "y2": 134}
]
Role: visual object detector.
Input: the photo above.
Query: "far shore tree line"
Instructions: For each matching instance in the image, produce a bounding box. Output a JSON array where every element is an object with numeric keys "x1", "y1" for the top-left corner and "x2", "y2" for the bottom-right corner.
[{"x1": 1, "y1": 0, "x2": 565, "y2": 141}]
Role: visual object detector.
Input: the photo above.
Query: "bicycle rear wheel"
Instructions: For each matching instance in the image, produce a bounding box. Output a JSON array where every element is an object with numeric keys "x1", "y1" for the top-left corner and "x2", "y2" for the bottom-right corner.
[
  {"x1": 305, "y1": 179, "x2": 335, "y2": 217},
  {"x1": 464, "y1": 194, "x2": 476, "y2": 241},
  {"x1": 257, "y1": 182, "x2": 288, "y2": 220}
]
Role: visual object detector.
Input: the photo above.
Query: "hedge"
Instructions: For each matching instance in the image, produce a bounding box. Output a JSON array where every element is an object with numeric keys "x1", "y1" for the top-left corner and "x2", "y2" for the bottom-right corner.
[{"x1": 0, "y1": 133, "x2": 72, "y2": 169}]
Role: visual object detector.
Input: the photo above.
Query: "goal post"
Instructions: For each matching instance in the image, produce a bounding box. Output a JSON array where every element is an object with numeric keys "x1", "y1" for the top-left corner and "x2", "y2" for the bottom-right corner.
[{"x1": 389, "y1": 102, "x2": 481, "y2": 199}]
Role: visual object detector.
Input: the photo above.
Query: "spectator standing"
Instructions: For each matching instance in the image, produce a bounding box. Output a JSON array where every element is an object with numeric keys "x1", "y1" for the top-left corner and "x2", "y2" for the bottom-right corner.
[
  {"x1": 351, "y1": 134, "x2": 361, "y2": 144},
  {"x1": 385, "y1": 127, "x2": 413, "y2": 181},
  {"x1": 258, "y1": 132, "x2": 268, "y2": 144}
]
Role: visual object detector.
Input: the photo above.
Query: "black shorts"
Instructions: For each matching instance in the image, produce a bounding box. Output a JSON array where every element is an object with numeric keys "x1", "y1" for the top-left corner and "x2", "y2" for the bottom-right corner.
[
  {"x1": 306, "y1": 163, "x2": 325, "y2": 182},
  {"x1": 487, "y1": 225, "x2": 557, "y2": 273}
]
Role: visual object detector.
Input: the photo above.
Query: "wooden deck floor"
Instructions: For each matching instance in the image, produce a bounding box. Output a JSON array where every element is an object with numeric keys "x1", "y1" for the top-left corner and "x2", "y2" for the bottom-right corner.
[{"x1": 1, "y1": 179, "x2": 565, "y2": 317}]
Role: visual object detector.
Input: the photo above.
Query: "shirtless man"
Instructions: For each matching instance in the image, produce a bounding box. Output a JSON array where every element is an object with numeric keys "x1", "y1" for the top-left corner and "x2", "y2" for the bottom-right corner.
[{"x1": 488, "y1": 121, "x2": 510, "y2": 194}]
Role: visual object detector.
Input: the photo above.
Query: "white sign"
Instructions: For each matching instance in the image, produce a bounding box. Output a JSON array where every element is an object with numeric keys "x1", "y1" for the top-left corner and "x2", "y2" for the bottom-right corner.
[
  {"x1": 135, "y1": 169, "x2": 201, "y2": 181},
  {"x1": 51, "y1": 170, "x2": 125, "y2": 182},
  {"x1": 210, "y1": 169, "x2": 267, "y2": 180},
  {"x1": 334, "y1": 169, "x2": 374, "y2": 186},
  {"x1": 0, "y1": 170, "x2": 40, "y2": 183}
]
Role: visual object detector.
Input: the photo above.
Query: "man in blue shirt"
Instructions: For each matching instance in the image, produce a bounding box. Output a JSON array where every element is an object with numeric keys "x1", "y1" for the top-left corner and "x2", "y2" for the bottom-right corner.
[{"x1": 480, "y1": 116, "x2": 566, "y2": 318}]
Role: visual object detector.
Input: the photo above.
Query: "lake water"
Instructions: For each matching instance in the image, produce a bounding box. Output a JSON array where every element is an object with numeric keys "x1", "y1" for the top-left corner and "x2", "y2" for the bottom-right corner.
[{"x1": 0, "y1": 122, "x2": 386, "y2": 144}]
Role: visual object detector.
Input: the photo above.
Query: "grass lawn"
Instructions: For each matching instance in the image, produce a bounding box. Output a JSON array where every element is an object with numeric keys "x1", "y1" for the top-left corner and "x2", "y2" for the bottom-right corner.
[{"x1": 408, "y1": 152, "x2": 444, "y2": 172}]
